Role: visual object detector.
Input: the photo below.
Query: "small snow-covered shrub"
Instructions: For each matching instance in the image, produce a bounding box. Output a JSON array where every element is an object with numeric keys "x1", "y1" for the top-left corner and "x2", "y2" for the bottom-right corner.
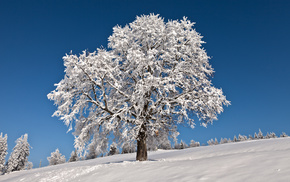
[{"x1": 47, "y1": 149, "x2": 66, "y2": 165}]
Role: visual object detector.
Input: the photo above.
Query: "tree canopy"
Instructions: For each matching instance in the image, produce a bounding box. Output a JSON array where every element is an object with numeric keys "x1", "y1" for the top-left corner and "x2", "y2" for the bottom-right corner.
[{"x1": 48, "y1": 14, "x2": 229, "y2": 160}]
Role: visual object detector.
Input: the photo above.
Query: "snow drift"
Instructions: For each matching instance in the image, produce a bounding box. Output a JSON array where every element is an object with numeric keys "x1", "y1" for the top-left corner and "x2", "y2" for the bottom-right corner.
[{"x1": 1, "y1": 137, "x2": 289, "y2": 182}]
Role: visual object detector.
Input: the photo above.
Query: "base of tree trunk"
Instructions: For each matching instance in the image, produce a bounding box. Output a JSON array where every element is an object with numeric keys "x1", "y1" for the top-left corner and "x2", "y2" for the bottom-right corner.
[
  {"x1": 136, "y1": 138, "x2": 147, "y2": 161},
  {"x1": 136, "y1": 125, "x2": 147, "y2": 161}
]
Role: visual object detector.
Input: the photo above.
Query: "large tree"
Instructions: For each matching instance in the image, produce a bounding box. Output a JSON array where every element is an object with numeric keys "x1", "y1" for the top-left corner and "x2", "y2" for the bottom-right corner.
[{"x1": 48, "y1": 14, "x2": 229, "y2": 161}]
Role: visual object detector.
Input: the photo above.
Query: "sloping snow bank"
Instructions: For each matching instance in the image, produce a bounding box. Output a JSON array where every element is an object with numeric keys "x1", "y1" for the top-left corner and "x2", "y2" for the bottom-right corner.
[{"x1": 1, "y1": 137, "x2": 289, "y2": 182}]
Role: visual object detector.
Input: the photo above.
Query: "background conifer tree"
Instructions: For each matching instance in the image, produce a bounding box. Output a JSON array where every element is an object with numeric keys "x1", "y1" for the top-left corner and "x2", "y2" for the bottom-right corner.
[
  {"x1": 69, "y1": 150, "x2": 79, "y2": 162},
  {"x1": 47, "y1": 149, "x2": 66, "y2": 165},
  {"x1": 108, "y1": 142, "x2": 119, "y2": 156},
  {"x1": 7, "y1": 134, "x2": 30, "y2": 173},
  {"x1": 0, "y1": 133, "x2": 8, "y2": 174}
]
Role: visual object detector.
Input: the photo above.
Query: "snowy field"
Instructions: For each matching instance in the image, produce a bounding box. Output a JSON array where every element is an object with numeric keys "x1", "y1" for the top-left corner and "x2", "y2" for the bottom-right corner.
[{"x1": 1, "y1": 137, "x2": 289, "y2": 182}]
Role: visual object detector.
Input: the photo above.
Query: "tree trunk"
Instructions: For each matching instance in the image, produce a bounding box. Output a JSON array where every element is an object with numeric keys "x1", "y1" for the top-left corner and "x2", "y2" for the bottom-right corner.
[{"x1": 136, "y1": 124, "x2": 147, "y2": 161}]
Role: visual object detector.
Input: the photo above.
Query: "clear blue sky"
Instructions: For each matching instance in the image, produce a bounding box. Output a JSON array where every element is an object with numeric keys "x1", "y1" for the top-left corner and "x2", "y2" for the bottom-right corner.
[{"x1": 1, "y1": 0, "x2": 289, "y2": 167}]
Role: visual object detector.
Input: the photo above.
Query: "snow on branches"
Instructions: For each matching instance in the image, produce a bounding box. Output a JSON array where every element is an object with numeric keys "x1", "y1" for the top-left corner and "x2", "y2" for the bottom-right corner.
[
  {"x1": 47, "y1": 149, "x2": 66, "y2": 165},
  {"x1": 0, "y1": 133, "x2": 8, "y2": 173},
  {"x1": 48, "y1": 14, "x2": 230, "y2": 159},
  {"x1": 7, "y1": 134, "x2": 30, "y2": 173}
]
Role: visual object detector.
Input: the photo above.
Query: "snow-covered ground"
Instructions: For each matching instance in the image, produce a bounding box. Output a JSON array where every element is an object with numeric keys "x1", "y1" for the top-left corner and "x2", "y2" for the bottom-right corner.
[{"x1": 1, "y1": 137, "x2": 289, "y2": 182}]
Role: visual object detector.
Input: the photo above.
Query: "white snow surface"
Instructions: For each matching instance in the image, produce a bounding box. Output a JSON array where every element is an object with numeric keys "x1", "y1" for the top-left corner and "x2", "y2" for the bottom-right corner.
[{"x1": 1, "y1": 137, "x2": 290, "y2": 182}]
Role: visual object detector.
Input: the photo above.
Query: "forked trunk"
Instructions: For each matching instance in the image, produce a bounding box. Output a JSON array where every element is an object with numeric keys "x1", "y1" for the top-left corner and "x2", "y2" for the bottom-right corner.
[{"x1": 136, "y1": 125, "x2": 147, "y2": 161}]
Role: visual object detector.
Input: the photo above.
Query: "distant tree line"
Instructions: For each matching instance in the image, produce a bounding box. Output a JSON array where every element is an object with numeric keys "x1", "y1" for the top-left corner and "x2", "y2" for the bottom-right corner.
[
  {"x1": 207, "y1": 129, "x2": 288, "y2": 146},
  {"x1": 47, "y1": 134, "x2": 202, "y2": 167},
  {"x1": 3, "y1": 130, "x2": 289, "y2": 170},
  {"x1": 51, "y1": 129, "x2": 290, "y2": 166}
]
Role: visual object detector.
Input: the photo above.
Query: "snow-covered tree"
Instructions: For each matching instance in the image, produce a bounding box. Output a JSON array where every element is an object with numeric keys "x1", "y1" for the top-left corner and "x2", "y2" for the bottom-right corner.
[
  {"x1": 248, "y1": 135, "x2": 253, "y2": 140},
  {"x1": 220, "y1": 138, "x2": 229, "y2": 144},
  {"x1": 174, "y1": 142, "x2": 180, "y2": 149},
  {"x1": 25, "y1": 161, "x2": 33, "y2": 170},
  {"x1": 108, "y1": 142, "x2": 119, "y2": 156},
  {"x1": 219, "y1": 138, "x2": 224, "y2": 144},
  {"x1": 238, "y1": 134, "x2": 247, "y2": 142},
  {"x1": 86, "y1": 143, "x2": 98, "y2": 160},
  {"x1": 214, "y1": 138, "x2": 219, "y2": 145},
  {"x1": 47, "y1": 149, "x2": 66, "y2": 165},
  {"x1": 147, "y1": 135, "x2": 159, "y2": 151},
  {"x1": 233, "y1": 136, "x2": 238, "y2": 142},
  {"x1": 87, "y1": 134, "x2": 109, "y2": 159},
  {"x1": 280, "y1": 132, "x2": 288, "y2": 138},
  {"x1": 7, "y1": 134, "x2": 30, "y2": 173},
  {"x1": 68, "y1": 150, "x2": 79, "y2": 162},
  {"x1": 179, "y1": 140, "x2": 188, "y2": 149},
  {"x1": 207, "y1": 139, "x2": 214, "y2": 146},
  {"x1": 174, "y1": 140, "x2": 187, "y2": 149},
  {"x1": 189, "y1": 140, "x2": 200, "y2": 147},
  {"x1": 0, "y1": 133, "x2": 8, "y2": 174},
  {"x1": 147, "y1": 130, "x2": 172, "y2": 150},
  {"x1": 48, "y1": 14, "x2": 230, "y2": 161},
  {"x1": 270, "y1": 132, "x2": 277, "y2": 138},
  {"x1": 121, "y1": 142, "x2": 136, "y2": 154},
  {"x1": 258, "y1": 129, "x2": 264, "y2": 139},
  {"x1": 224, "y1": 138, "x2": 229, "y2": 144},
  {"x1": 254, "y1": 132, "x2": 258, "y2": 140},
  {"x1": 158, "y1": 135, "x2": 172, "y2": 150}
]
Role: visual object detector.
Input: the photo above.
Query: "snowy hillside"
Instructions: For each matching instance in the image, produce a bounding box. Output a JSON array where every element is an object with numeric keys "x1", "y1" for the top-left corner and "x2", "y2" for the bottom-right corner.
[{"x1": 1, "y1": 137, "x2": 289, "y2": 182}]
